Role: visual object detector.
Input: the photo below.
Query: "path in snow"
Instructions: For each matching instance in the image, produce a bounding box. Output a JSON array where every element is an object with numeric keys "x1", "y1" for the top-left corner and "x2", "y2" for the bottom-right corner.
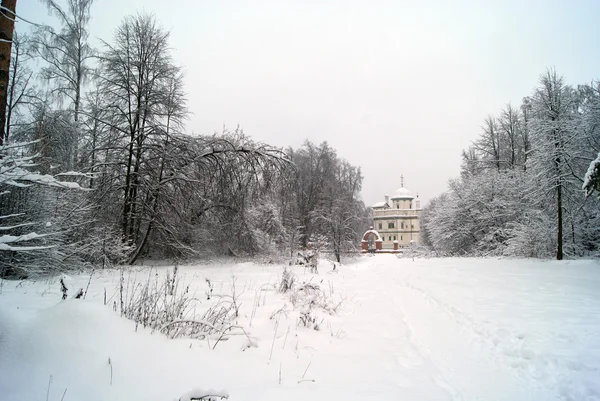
[{"x1": 382, "y1": 257, "x2": 600, "y2": 401}]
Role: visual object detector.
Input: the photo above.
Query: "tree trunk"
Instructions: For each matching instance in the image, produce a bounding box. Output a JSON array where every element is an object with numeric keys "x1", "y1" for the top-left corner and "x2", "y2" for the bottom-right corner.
[
  {"x1": 122, "y1": 134, "x2": 135, "y2": 241},
  {"x1": 557, "y1": 178, "x2": 563, "y2": 260},
  {"x1": 128, "y1": 139, "x2": 168, "y2": 265},
  {"x1": 0, "y1": 0, "x2": 17, "y2": 146},
  {"x1": 72, "y1": 72, "x2": 81, "y2": 168},
  {"x1": 89, "y1": 118, "x2": 98, "y2": 188},
  {"x1": 5, "y1": 34, "x2": 19, "y2": 143}
]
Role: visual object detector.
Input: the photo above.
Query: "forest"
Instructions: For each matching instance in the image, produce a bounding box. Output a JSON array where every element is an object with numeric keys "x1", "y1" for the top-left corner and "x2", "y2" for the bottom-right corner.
[
  {"x1": 422, "y1": 71, "x2": 600, "y2": 259},
  {"x1": 0, "y1": 2, "x2": 368, "y2": 278}
]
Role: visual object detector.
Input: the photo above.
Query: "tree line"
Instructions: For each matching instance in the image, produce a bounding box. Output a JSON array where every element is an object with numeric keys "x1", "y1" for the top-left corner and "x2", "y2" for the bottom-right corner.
[
  {"x1": 0, "y1": 1, "x2": 368, "y2": 278},
  {"x1": 422, "y1": 70, "x2": 600, "y2": 259}
]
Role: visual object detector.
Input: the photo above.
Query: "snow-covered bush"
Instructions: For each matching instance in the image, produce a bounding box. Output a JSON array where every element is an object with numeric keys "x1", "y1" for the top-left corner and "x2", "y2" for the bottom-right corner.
[
  {"x1": 119, "y1": 267, "x2": 193, "y2": 333},
  {"x1": 117, "y1": 267, "x2": 246, "y2": 341},
  {"x1": 278, "y1": 268, "x2": 295, "y2": 293},
  {"x1": 289, "y1": 280, "x2": 344, "y2": 331}
]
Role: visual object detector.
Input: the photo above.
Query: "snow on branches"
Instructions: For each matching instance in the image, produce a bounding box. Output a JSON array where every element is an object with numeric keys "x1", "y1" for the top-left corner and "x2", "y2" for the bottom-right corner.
[{"x1": 0, "y1": 141, "x2": 89, "y2": 275}]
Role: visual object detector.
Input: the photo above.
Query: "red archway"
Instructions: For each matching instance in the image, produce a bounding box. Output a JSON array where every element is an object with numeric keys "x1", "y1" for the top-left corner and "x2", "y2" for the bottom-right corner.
[{"x1": 361, "y1": 228, "x2": 383, "y2": 253}]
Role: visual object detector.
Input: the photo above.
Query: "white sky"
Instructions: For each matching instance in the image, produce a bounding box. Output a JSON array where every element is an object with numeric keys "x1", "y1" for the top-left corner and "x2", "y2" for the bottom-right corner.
[{"x1": 19, "y1": 0, "x2": 600, "y2": 206}]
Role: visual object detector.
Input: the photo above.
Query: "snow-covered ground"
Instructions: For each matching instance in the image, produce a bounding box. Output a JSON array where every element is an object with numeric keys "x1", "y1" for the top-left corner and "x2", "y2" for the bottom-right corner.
[{"x1": 1, "y1": 256, "x2": 599, "y2": 401}]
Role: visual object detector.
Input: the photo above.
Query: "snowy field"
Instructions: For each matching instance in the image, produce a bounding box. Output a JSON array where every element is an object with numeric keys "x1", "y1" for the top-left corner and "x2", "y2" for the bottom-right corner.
[{"x1": 1, "y1": 256, "x2": 599, "y2": 401}]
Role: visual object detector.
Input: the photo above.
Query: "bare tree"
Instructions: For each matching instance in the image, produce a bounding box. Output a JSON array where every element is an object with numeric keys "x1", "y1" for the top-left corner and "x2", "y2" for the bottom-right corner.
[
  {"x1": 474, "y1": 116, "x2": 502, "y2": 171},
  {"x1": 460, "y1": 147, "x2": 481, "y2": 178},
  {"x1": 312, "y1": 163, "x2": 364, "y2": 262},
  {"x1": 97, "y1": 13, "x2": 178, "y2": 245},
  {"x1": 5, "y1": 32, "x2": 36, "y2": 143},
  {"x1": 278, "y1": 141, "x2": 367, "y2": 261},
  {"x1": 126, "y1": 71, "x2": 188, "y2": 263},
  {"x1": 289, "y1": 141, "x2": 337, "y2": 247},
  {"x1": 33, "y1": 0, "x2": 94, "y2": 166},
  {"x1": 498, "y1": 104, "x2": 524, "y2": 170}
]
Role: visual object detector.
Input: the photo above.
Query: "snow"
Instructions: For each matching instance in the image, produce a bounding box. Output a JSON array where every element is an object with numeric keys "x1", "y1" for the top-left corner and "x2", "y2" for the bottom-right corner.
[
  {"x1": 0, "y1": 244, "x2": 56, "y2": 251},
  {"x1": 178, "y1": 388, "x2": 230, "y2": 400},
  {"x1": 0, "y1": 222, "x2": 36, "y2": 231},
  {"x1": 55, "y1": 171, "x2": 93, "y2": 177},
  {"x1": 0, "y1": 212, "x2": 25, "y2": 220},
  {"x1": 0, "y1": 232, "x2": 55, "y2": 250},
  {"x1": 0, "y1": 139, "x2": 42, "y2": 151},
  {"x1": 361, "y1": 229, "x2": 382, "y2": 241},
  {"x1": 1, "y1": 257, "x2": 599, "y2": 401},
  {"x1": 583, "y1": 151, "x2": 600, "y2": 195},
  {"x1": 0, "y1": 232, "x2": 49, "y2": 244},
  {"x1": 391, "y1": 186, "x2": 413, "y2": 199}
]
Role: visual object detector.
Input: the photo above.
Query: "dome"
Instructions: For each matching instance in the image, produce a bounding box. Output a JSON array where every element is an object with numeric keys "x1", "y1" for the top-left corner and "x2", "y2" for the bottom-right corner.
[{"x1": 390, "y1": 187, "x2": 413, "y2": 200}]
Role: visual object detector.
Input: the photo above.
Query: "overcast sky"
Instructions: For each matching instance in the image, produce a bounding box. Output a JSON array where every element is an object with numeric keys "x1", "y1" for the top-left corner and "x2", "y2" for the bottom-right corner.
[{"x1": 18, "y1": 0, "x2": 600, "y2": 206}]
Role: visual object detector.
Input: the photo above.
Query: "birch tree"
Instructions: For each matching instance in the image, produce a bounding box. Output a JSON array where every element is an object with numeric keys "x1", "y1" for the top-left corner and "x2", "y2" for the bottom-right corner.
[{"x1": 33, "y1": 0, "x2": 94, "y2": 167}]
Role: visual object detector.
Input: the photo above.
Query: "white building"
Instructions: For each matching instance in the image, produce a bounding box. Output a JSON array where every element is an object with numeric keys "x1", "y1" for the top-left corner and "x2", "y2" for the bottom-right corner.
[{"x1": 371, "y1": 176, "x2": 422, "y2": 249}]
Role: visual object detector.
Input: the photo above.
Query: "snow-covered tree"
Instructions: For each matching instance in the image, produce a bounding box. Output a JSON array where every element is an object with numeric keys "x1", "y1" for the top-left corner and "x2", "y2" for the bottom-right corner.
[
  {"x1": 582, "y1": 82, "x2": 600, "y2": 198},
  {"x1": 528, "y1": 70, "x2": 585, "y2": 260},
  {"x1": 33, "y1": 0, "x2": 94, "y2": 123},
  {"x1": 584, "y1": 152, "x2": 600, "y2": 198},
  {"x1": 95, "y1": 13, "x2": 185, "y2": 248},
  {"x1": 32, "y1": 0, "x2": 95, "y2": 169},
  {"x1": 275, "y1": 140, "x2": 367, "y2": 262},
  {"x1": 312, "y1": 159, "x2": 365, "y2": 262},
  {"x1": 424, "y1": 70, "x2": 600, "y2": 258},
  {"x1": 0, "y1": 141, "x2": 88, "y2": 277}
]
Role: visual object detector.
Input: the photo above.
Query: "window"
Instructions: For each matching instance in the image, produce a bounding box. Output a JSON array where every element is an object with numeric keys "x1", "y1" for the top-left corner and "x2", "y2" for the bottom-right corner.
[
  {"x1": 393, "y1": 235, "x2": 396, "y2": 241},
  {"x1": 411, "y1": 224, "x2": 414, "y2": 229},
  {"x1": 401, "y1": 236, "x2": 403, "y2": 241},
  {"x1": 388, "y1": 222, "x2": 394, "y2": 229},
  {"x1": 389, "y1": 236, "x2": 392, "y2": 241},
  {"x1": 378, "y1": 223, "x2": 382, "y2": 230},
  {"x1": 401, "y1": 222, "x2": 404, "y2": 229}
]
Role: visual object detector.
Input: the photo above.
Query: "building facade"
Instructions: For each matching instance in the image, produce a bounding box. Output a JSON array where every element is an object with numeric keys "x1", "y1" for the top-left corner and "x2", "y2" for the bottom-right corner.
[{"x1": 371, "y1": 176, "x2": 422, "y2": 249}]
